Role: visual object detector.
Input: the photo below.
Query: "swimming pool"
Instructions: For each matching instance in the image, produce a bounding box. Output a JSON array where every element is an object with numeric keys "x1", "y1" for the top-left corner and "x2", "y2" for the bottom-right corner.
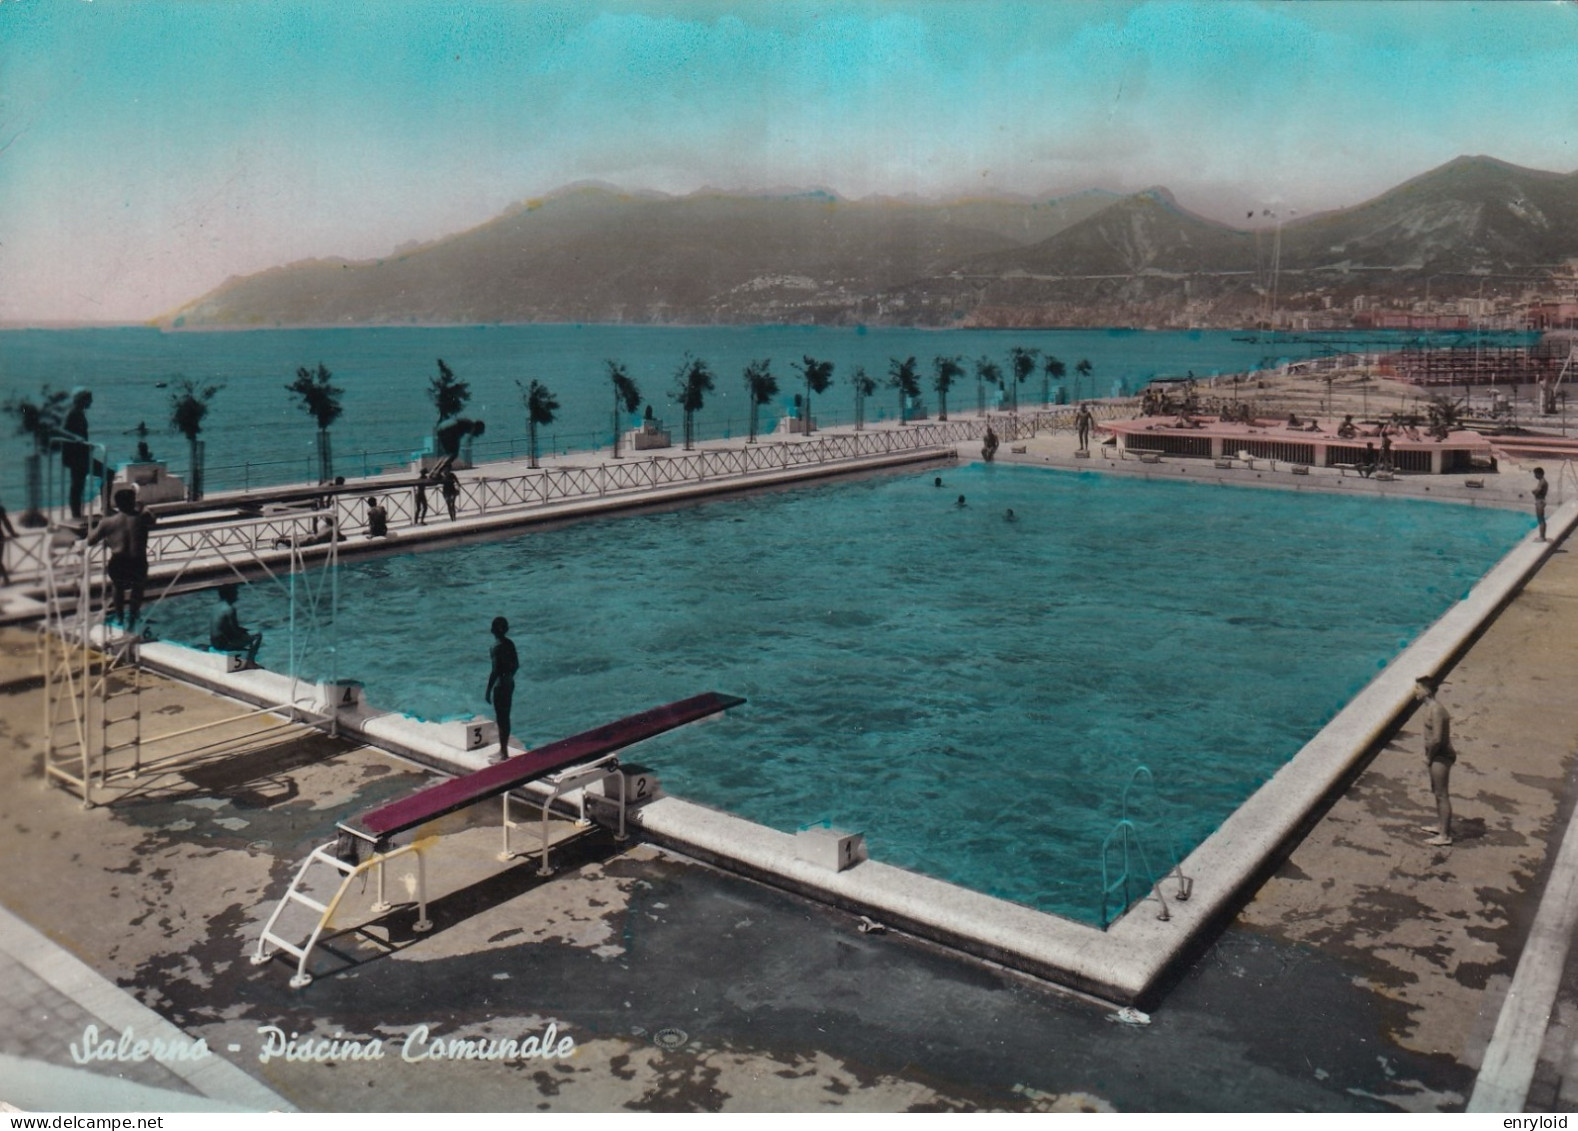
[{"x1": 148, "y1": 464, "x2": 1532, "y2": 923}]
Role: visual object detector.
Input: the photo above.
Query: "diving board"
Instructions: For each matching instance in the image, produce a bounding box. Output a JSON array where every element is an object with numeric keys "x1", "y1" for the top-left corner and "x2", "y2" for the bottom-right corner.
[
  {"x1": 340, "y1": 690, "x2": 745, "y2": 845},
  {"x1": 252, "y1": 690, "x2": 745, "y2": 987}
]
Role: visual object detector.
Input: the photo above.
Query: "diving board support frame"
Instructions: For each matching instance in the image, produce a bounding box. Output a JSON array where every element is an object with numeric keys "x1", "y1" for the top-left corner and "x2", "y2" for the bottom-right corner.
[
  {"x1": 38, "y1": 506, "x2": 342, "y2": 806},
  {"x1": 499, "y1": 752, "x2": 628, "y2": 874},
  {"x1": 251, "y1": 839, "x2": 432, "y2": 989}
]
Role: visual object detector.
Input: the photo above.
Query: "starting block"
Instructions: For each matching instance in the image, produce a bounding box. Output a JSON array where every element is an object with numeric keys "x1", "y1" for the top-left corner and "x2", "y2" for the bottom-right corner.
[
  {"x1": 795, "y1": 825, "x2": 867, "y2": 872},
  {"x1": 461, "y1": 718, "x2": 499, "y2": 752}
]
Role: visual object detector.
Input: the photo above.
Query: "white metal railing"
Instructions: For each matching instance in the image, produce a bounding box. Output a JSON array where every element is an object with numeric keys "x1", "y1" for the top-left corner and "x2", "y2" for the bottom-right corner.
[{"x1": 5, "y1": 409, "x2": 1141, "y2": 591}]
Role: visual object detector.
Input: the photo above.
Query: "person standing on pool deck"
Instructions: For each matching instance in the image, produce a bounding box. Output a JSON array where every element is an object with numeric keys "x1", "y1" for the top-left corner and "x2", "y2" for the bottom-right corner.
[
  {"x1": 484, "y1": 616, "x2": 519, "y2": 764},
  {"x1": 1416, "y1": 675, "x2": 1455, "y2": 847},
  {"x1": 0, "y1": 499, "x2": 16, "y2": 585},
  {"x1": 439, "y1": 466, "x2": 461, "y2": 521},
  {"x1": 413, "y1": 470, "x2": 431, "y2": 525},
  {"x1": 1533, "y1": 467, "x2": 1549, "y2": 542},
  {"x1": 1075, "y1": 403, "x2": 1094, "y2": 451},
  {"x1": 60, "y1": 388, "x2": 93, "y2": 520},
  {"x1": 85, "y1": 488, "x2": 155, "y2": 629}
]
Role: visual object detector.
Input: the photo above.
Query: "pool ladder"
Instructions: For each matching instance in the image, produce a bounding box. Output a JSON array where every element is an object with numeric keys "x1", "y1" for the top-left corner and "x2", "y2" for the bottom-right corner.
[{"x1": 1098, "y1": 766, "x2": 1193, "y2": 928}]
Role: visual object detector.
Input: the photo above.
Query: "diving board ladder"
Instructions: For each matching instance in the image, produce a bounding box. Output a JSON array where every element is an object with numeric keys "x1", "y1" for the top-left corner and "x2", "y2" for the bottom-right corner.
[
  {"x1": 253, "y1": 839, "x2": 432, "y2": 989},
  {"x1": 252, "y1": 691, "x2": 745, "y2": 987}
]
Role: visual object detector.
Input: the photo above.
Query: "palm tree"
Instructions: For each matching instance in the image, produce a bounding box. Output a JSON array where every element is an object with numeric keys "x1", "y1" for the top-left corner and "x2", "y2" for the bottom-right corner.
[
  {"x1": 1075, "y1": 358, "x2": 1094, "y2": 401},
  {"x1": 516, "y1": 379, "x2": 560, "y2": 469},
  {"x1": 792, "y1": 356, "x2": 834, "y2": 435},
  {"x1": 428, "y1": 358, "x2": 470, "y2": 434},
  {"x1": 2, "y1": 385, "x2": 68, "y2": 525},
  {"x1": 975, "y1": 356, "x2": 1002, "y2": 417},
  {"x1": 932, "y1": 356, "x2": 964, "y2": 422},
  {"x1": 286, "y1": 362, "x2": 344, "y2": 483},
  {"x1": 743, "y1": 359, "x2": 777, "y2": 443},
  {"x1": 168, "y1": 376, "x2": 222, "y2": 501},
  {"x1": 888, "y1": 356, "x2": 921, "y2": 424},
  {"x1": 850, "y1": 366, "x2": 877, "y2": 431},
  {"x1": 607, "y1": 360, "x2": 642, "y2": 459},
  {"x1": 1008, "y1": 347, "x2": 1040, "y2": 415},
  {"x1": 1043, "y1": 354, "x2": 1066, "y2": 405},
  {"x1": 671, "y1": 354, "x2": 714, "y2": 451}
]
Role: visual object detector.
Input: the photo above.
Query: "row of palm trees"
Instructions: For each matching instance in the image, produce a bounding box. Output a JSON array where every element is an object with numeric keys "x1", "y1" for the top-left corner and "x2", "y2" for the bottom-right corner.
[
  {"x1": 640, "y1": 348, "x2": 1096, "y2": 450},
  {"x1": 4, "y1": 347, "x2": 1099, "y2": 509}
]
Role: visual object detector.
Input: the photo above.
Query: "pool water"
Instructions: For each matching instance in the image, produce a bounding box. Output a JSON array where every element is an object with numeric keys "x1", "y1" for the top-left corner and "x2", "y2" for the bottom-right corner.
[{"x1": 148, "y1": 464, "x2": 1531, "y2": 923}]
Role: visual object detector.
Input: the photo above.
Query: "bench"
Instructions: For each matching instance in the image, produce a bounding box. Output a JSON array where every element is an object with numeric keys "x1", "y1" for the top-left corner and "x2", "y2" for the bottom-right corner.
[
  {"x1": 1290, "y1": 463, "x2": 1310, "y2": 476},
  {"x1": 253, "y1": 690, "x2": 746, "y2": 986}
]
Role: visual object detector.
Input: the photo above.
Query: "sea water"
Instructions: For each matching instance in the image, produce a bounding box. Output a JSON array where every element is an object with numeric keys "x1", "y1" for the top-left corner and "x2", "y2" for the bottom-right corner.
[
  {"x1": 0, "y1": 324, "x2": 1528, "y2": 505},
  {"x1": 145, "y1": 463, "x2": 1532, "y2": 923}
]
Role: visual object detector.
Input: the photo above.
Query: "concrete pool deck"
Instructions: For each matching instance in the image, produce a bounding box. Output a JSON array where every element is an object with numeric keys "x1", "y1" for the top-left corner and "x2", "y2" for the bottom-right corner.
[
  {"x1": 3, "y1": 413, "x2": 1578, "y2": 1104},
  {"x1": 4, "y1": 520, "x2": 1578, "y2": 1111}
]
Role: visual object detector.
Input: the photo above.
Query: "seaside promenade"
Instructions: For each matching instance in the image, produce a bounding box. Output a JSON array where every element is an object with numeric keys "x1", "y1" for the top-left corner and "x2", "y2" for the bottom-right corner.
[{"x1": 1, "y1": 410, "x2": 1575, "y2": 1112}]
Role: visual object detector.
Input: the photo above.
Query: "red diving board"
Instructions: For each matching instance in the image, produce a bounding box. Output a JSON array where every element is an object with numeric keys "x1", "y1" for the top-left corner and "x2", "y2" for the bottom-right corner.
[{"x1": 340, "y1": 691, "x2": 746, "y2": 846}]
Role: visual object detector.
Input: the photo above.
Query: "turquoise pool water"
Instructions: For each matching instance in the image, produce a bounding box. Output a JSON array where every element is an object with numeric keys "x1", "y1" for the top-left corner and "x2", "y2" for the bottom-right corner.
[{"x1": 148, "y1": 465, "x2": 1532, "y2": 923}]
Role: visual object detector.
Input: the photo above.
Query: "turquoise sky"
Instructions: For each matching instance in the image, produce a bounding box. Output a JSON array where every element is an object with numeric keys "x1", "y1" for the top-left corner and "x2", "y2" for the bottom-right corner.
[{"x1": 2, "y1": 0, "x2": 1576, "y2": 323}]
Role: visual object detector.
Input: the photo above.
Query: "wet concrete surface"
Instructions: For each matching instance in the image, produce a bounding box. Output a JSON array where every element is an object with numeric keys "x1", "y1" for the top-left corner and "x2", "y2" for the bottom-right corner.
[{"x1": 1, "y1": 522, "x2": 1575, "y2": 1111}]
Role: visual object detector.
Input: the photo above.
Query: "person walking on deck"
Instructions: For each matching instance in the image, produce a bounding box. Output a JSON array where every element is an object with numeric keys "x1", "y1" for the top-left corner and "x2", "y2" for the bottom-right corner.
[
  {"x1": 484, "y1": 616, "x2": 520, "y2": 764},
  {"x1": 1533, "y1": 467, "x2": 1549, "y2": 542},
  {"x1": 1416, "y1": 675, "x2": 1455, "y2": 847}
]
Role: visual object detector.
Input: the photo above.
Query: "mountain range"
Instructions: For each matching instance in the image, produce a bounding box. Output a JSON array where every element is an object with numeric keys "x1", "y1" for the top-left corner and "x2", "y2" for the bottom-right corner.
[{"x1": 164, "y1": 156, "x2": 1578, "y2": 331}]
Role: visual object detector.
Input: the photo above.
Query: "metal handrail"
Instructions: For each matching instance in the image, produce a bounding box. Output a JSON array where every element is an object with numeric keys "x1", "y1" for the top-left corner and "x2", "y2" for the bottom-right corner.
[{"x1": 1099, "y1": 765, "x2": 1193, "y2": 927}]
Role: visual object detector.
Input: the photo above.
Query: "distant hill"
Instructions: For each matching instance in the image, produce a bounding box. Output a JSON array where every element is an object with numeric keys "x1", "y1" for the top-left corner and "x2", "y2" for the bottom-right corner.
[
  {"x1": 165, "y1": 157, "x2": 1578, "y2": 330},
  {"x1": 1280, "y1": 156, "x2": 1578, "y2": 278},
  {"x1": 166, "y1": 186, "x2": 1117, "y2": 329},
  {"x1": 945, "y1": 156, "x2": 1578, "y2": 327}
]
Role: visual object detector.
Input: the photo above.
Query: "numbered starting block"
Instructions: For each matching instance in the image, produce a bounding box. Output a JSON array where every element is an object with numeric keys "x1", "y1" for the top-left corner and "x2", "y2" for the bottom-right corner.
[
  {"x1": 601, "y1": 763, "x2": 662, "y2": 807},
  {"x1": 324, "y1": 680, "x2": 364, "y2": 710},
  {"x1": 461, "y1": 718, "x2": 498, "y2": 752},
  {"x1": 795, "y1": 825, "x2": 868, "y2": 873},
  {"x1": 253, "y1": 691, "x2": 745, "y2": 987}
]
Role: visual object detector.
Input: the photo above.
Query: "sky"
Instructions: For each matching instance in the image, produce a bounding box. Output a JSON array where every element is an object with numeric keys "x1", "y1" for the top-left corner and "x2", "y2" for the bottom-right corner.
[{"x1": 2, "y1": 0, "x2": 1577, "y2": 324}]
